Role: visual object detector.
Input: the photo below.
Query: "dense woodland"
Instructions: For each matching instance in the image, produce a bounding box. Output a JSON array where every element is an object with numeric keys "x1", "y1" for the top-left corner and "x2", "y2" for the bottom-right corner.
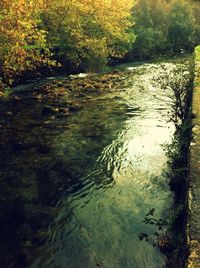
[{"x1": 0, "y1": 0, "x2": 199, "y2": 85}]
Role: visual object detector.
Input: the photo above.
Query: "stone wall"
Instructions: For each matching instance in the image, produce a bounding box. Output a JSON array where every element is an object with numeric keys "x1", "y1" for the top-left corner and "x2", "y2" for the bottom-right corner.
[{"x1": 187, "y1": 46, "x2": 200, "y2": 268}]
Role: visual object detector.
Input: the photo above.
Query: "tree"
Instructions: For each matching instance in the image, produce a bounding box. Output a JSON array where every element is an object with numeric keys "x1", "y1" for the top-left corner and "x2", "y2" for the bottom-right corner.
[
  {"x1": 0, "y1": 0, "x2": 52, "y2": 84},
  {"x1": 167, "y1": 0, "x2": 196, "y2": 52},
  {"x1": 192, "y1": 0, "x2": 200, "y2": 45},
  {"x1": 128, "y1": 0, "x2": 169, "y2": 59},
  {"x1": 128, "y1": 0, "x2": 198, "y2": 59},
  {"x1": 42, "y1": 0, "x2": 135, "y2": 71}
]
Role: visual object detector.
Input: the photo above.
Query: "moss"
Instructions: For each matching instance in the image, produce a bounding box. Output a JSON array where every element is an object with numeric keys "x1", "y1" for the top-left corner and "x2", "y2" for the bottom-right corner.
[
  {"x1": 187, "y1": 45, "x2": 200, "y2": 268},
  {"x1": 0, "y1": 87, "x2": 12, "y2": 99}
]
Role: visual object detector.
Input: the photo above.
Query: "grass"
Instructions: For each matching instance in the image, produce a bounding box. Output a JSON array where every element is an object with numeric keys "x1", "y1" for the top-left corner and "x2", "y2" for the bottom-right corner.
[
  {"x1": 195, "y1": 46, "x2": 200, "y2": 87},
  {"x1": 195, "y1": 46, "x2": 200, "y2": 62}
]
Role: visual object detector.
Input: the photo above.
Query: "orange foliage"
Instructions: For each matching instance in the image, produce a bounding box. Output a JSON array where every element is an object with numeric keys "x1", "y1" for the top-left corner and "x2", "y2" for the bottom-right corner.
[
  {"x1": 0, "y1": 0, "x2": 135, "y2": 83},
  {"x1": 0, "y1": 0, "x2": 51, "y2": 84}
]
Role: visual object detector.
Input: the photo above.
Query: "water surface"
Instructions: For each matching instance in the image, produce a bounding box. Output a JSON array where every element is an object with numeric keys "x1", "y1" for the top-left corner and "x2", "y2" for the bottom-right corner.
[{"x1": 0, "y1": 57, "x2": 192, "y2": 268}]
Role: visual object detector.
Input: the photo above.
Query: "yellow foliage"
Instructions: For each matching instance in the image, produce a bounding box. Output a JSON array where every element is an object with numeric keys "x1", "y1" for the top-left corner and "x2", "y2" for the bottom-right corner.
[
  {"x1": 0, "y1": 0, "x2": 135, "y2": 83},
  {"x1": 41, "y1": 0, "x2": 135, "y2": 69},
  {"x1": 0, "y1": 0, "x2": 50, "y2": 83}
]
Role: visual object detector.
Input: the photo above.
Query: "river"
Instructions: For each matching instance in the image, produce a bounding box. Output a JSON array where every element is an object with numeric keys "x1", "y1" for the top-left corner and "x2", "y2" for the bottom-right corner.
[{"x1": 0, "y1": 56, "x2": 192, "y2": 268}]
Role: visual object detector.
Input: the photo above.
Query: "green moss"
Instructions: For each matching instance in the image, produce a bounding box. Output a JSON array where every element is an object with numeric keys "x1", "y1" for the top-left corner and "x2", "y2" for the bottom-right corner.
[{"x1": 2, "y1": 87, "x2": 12, "y2": 98}]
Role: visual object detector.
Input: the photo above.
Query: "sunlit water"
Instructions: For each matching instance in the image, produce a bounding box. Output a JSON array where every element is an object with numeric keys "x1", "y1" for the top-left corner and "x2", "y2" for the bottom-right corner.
[{"x1": 0, "y1": 58, "x2": 192, "y2": 268}]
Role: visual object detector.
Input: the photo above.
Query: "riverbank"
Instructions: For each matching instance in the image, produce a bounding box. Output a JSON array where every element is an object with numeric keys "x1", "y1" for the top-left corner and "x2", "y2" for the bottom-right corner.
[
  {"x1": 0, "y1": 53, "x2": 192, "y2": 99},
  {"x1": 187, "y1": 46, "x2": 200, "y2": 267}
]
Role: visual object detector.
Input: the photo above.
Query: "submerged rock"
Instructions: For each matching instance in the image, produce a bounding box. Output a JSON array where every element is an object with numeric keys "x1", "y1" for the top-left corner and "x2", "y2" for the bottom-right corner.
[
  {"x1": 58, "y1": 107, "x2": 70, "y2": 114},
  {"x1": 6, "y1": 111, "x2": 13, "y2": 116},
  {"x1": 37, "y1": 145, "x2": 51, "y2": 154},
  {"x1": 42, "y1": 105, "x2": 58, "y2": 116}
]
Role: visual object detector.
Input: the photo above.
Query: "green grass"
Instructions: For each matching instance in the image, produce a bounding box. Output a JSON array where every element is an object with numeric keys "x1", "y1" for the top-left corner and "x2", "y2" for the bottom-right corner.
[{"x1": 195, "y1": 46, "x2": 200, "y2": 62}]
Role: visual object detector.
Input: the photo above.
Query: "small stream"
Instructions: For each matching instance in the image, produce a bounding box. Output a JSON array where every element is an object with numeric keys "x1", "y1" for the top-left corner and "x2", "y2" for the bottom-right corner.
[{"x1": 0, "y1": 57, "x2": 192, "y2": 268}]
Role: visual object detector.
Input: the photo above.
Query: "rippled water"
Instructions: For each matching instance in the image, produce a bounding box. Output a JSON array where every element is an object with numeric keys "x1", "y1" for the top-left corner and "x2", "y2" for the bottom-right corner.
[{"x1": 0, "y1": 57, "x2": 192, "y2": 268}]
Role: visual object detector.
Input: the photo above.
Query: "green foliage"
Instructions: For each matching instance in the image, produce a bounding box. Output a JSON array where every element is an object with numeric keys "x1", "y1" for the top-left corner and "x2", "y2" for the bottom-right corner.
[
  {"x1": 167, "y1": 0, "x2": 195, "y2": 52},
  {"x1": 42, "y1": 0, "x2": 135, "y2": 72},
  {"x1": 128, "y1": 0, "x2": 168, "y2": 59},
  {"x1": 128, "y1": 0, "x2": 199, "y2": 60}
]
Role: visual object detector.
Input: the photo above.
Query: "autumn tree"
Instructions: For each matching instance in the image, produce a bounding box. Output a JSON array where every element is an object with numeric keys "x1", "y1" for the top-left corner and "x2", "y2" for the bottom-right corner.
[
  {"x1": 0, "y1": 0, "x2": 135, "y2": 83},
  {"x1": 42, "y1": 0, "x2": 135, "y2": 72},
  {"x1": 0, "y1": 0, "x2": 52, "y2": 84}
]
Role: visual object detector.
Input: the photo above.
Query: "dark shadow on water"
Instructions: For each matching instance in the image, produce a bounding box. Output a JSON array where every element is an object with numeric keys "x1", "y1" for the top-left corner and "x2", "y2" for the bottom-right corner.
[{"x1": 0, "y1": 91, "x2": 128, "y2": 267}]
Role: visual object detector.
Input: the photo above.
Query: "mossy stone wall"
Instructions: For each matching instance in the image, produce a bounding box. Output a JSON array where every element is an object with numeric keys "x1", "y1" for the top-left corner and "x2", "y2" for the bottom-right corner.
[{"x1": 187, "y1": 46, "x2": 200, "y2": 268}]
